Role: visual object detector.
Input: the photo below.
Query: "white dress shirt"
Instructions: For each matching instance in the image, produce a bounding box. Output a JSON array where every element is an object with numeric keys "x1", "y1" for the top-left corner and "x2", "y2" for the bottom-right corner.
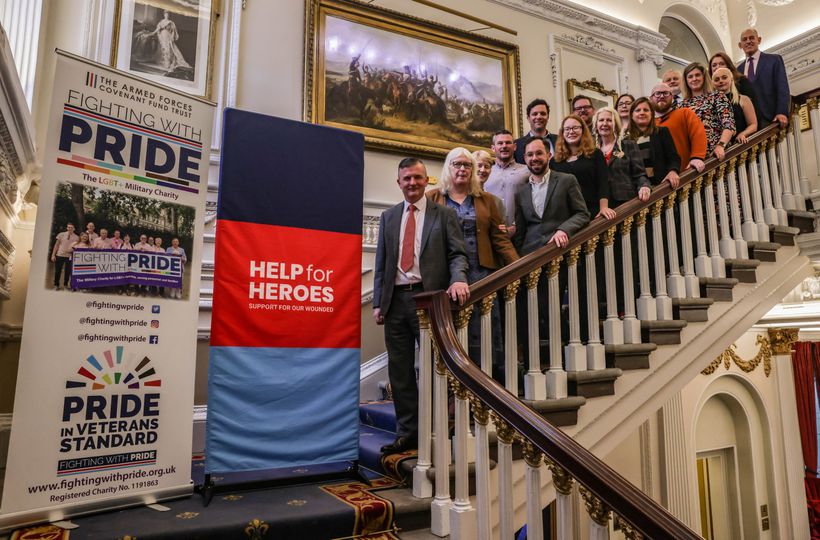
[
  {"x1": 529, "y1": 171, "x2": 551, "y2": 218},
  {"x1": 395, "y1": 196, "x2": 427, "y2": 285}
]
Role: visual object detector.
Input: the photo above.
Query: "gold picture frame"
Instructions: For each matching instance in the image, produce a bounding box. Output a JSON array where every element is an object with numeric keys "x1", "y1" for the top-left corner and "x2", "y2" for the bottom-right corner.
[
  {"x1": 111, "y1": 0, "x2": 218, "y2": 99},
  {"x1": 304, "y1": 0, "x2": 523, "y2": 157},
  {"x1": 566, "y1": 77, "x2": 618, "y2": 110}
]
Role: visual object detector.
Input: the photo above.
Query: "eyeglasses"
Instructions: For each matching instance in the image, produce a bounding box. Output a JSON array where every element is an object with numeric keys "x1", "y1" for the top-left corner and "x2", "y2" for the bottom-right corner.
[
  {"x1": 617, "y1": 101, "x2": 633, "y2": 108},
  {"x1": 573, "y1": 105, "x2": 593, "y2": 112},
  {"x1": 651, "y1": 91, "x2": 671, "y2": 98},
  {"x1": 563, "y1": 126, "x2": 583, "y2": 133},
  {"x1": 450, "y1": 161, "x2": 473, "y2": 169}
]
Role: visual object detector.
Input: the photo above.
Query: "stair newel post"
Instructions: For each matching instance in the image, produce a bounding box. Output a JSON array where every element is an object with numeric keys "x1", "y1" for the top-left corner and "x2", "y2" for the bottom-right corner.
[
  {"x1": 664, "y1": 191, "x2": 686, "y2": 297},
  {"x1": 580, "y1": 485, "x2": 613, "y2": 540},
  {"x1": 766, "y1": 134, "x2": 789, "y2": 226},
  {"x1": 703, "y1": 171, "x2": 726, "y2": 278},
  {"x1": 810, "y1": 98, "x2": 820, "y2": 183},
  {"x1": 677, "y1": 184, "x2": 701, "y2": 297},
  {"x1": 448, "y1": 379, "x2": 477, "y2": 539},
  {"x1": 602, "y1": 226, "x2": 624, "y2": 345},
  {"x1": 414, "y1": 309, "x2": 434, "y2": 498},
  {"x1": 523, "y1": 441, "x2": 545, "y2": 540},
  {"x1": 479, "y1": 294, "x2": 495, "y2": 379},
  {"x1": 747, "y1": 145, "x2": 771, "y2": 241},
  {"x1": 726, "y1": 158, "x2": 749, "y2": 258},
  {"x1": 503, "y1": 282, "x2": 520, "y2": 397},
  {"x1": 525, "y1": 268, "x2": 546, "y2": 400},
  {"x1": 651, "y1": 199, "x2": 673, "y2": 320},
  {"x1": 792, "y1": 108, "x2": 812, "y2": 198},
  {"x1": 565, "y1": 246, "x2": 586, "y2": 367},
  {"x1": 471, "y1": 402, "x2": 492, "y2": 540},
  {"x1": 548, "y1": 460, "x2": 576, "y2": 540},
  {"x1": 786, "y1": 122, "x2": 807, "y2": 211},
  {"x1": 585, "y1": 236, "x2": 606, "y2": 368},
  {"x1": 431, "y1": 349, "x2": 452, "y2": 535},
  {"x1": 691, "y1": 176, "x2": 712, "y2": 278},
  {"x1": 716, "y1": 162, "x2": 737, "y2": 259},
  {"x1": 546, "y1": 256, "x2": 568, "y2": 398},
  {"x1": 618, "y1": 218, "x2": 641, "y2": 340},
  {"x1": 737, "y1": 151, "x2": 759, "y2": 241},
  {"x1": 757, "y1": 139, "x2": 779, "y2": 226},
  {"x1": 635, "y1": 208, "x2": 657, "y2": 321},
  {"x1": 495, "y1": 418, "x2": 516, "y2": 540}
]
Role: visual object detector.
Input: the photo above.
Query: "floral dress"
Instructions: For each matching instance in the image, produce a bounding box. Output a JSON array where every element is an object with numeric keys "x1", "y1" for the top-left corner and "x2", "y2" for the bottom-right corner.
[{"x1": 682, "y1": 91, "x2": 735, "y2": 154}]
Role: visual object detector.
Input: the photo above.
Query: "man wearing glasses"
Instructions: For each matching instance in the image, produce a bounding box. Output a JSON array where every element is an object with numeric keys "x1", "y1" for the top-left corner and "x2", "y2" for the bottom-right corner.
[
  {"x1": 486, "y1": 129, "x2": 530, "y2": 236},
  {"x1": 650, "y1": 83, "x2": 707, "y2": 173},
  {"x1": 571, "y1": 95, "x2": 595, "y2": 129}
]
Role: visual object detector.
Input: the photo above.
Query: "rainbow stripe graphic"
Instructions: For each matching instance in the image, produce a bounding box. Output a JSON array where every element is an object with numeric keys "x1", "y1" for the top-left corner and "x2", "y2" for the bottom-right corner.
[{"x1": 66, "y1": 346, "x2": 162, "y2": 390}]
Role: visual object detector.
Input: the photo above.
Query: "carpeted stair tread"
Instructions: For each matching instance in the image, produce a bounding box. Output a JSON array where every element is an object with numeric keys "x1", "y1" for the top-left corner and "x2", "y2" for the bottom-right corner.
[
  {"x1": 699, "y1": 276, "x2": 739, "y2": 286},
  {"x1": 770, "y1": 224, "x2": 801, "y2": 234},
  {"x1": 522, "y1": 395, "x2": 586, "y2": 412},
  {"x1": 672, "y1": 297, "x2": 715, "y2": 308},
  {"x1": 567, "y1": 367, "x2": 622, "y2": 383},
  {"x1": 605, "y1": 343, "x2": 658, "y2": 354},
  {"x1": 379, "y1": 486, "x2": 433, "y2": 532},
  {"x1": 747, "y1": 240, "x2": 782, "y2": 251},
  {"x1": 640, "y1": 319, "x2": 687, "y2": 330},
  {"x1": 360, "y1": 400, "x2": 398, "y2": 433},
  {"x1": 359, "y1": 423, "x2": 398, "y2": 476},
  {"x1": 786, "y1": 209, "x2": 816, "y2": 219},
  {"x1": 724, "y1": 258, "x2": 761, "y2": 268}
]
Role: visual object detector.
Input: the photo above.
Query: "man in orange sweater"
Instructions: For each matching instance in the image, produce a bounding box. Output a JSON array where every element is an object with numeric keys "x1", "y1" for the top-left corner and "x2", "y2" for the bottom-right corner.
[{"x1": 650, "y1": 83, "x2": 707, "y2": 174}]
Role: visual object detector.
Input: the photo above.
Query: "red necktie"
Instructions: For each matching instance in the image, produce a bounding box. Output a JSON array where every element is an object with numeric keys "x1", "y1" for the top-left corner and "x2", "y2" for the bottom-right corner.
[
  {"x1": 400, "y1": 204, "x2": 416, "y2": 272},
  {"x1": 747, "y1": 57, "x2": 756, "y2": 82}
]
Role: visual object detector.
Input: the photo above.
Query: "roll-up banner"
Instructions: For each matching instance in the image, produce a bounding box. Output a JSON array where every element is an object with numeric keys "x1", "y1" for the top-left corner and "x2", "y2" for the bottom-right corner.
[
  {"x1": 0, "y1": 51, "x2": 213, "y2": 529},
  {"x1": 206, "y1": 110, "x2": 363, "y2": 474}
]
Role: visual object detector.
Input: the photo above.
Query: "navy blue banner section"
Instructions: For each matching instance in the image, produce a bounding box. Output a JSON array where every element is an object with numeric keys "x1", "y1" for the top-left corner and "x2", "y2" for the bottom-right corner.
[{"x1": 216, "y1": 108, "x2": 364, "y2": 234}]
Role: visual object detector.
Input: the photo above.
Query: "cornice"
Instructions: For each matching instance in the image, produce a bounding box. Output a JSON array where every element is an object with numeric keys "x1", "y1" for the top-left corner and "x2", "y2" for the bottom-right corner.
[
  {"x1": 491, "y1": 0, "x2": 668, "y2": 53},
  {"x1": 769, "y1": 27, "x2": 820, "y2": 60},
  {"x1": 555, "y1": 33, "x2": 622, "y2": 62}
]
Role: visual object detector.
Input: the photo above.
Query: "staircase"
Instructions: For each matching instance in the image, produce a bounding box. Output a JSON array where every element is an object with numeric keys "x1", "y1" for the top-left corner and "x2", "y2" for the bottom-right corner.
[{"x1": 368, "y1": 117, "x2": 816, "y2": 539}]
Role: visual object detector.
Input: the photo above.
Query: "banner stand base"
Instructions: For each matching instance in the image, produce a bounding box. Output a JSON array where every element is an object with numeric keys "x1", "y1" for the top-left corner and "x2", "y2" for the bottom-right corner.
[{"x1": 197, "y1": 460, "x2": 370, "y2": 507}]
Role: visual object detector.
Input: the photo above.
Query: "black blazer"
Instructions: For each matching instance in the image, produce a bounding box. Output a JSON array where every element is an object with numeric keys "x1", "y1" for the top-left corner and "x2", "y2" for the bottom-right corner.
[
  {"x1": 634, "y1": 126, "x2": 681, "y2": 187},
  {"x1": 514, "y1": 132, "x2": 558, "y2": 164},
  {"x1": 605, "y1": 139, "x2": 650, "y2": 204}
]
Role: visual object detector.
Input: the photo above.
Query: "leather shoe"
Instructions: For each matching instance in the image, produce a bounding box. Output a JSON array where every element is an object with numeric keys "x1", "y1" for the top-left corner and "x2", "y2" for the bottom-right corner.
[{"x1": 380, "y1": 435, "x2": 417, "y2": 454}]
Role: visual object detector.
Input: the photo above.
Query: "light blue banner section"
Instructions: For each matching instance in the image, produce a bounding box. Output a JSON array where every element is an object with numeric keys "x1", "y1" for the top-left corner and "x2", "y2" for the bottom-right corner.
[{"x1": 205, "y1": 347, "x2": 360, "y2": 474}]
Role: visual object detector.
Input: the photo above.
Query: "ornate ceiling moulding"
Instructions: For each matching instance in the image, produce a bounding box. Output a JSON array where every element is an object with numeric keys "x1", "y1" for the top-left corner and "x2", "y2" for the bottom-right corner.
[
  {"x1": 768, "y1": 327, "x2": 799, "y2": 355},
  {"x1": 559, "y1": 33, "x2": 616, "y2": 57}
]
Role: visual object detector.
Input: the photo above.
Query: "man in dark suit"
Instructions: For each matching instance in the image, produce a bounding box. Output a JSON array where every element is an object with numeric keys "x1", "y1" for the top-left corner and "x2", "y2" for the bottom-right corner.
[
  {"x1": 373, "y1": 157, "x2": 470, "y2": 454},
  {"x1": 514, "y1": 99, "x2": 558, "y2": 164},
  {"x1": 737, "y1": 28, "x2": 790, "y2": 128}
]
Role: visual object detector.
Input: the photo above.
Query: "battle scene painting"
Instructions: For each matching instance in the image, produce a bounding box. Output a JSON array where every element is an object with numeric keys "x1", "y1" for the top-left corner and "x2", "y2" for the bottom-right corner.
[{"x1": 306, "y1": 1, "x2": 521, "y2": 156}]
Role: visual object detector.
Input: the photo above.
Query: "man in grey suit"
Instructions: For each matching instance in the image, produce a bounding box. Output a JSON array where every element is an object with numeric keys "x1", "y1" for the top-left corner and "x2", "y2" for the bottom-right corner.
[{"x1": 373, "y1": 157, "x2": 470, "y2": 454}]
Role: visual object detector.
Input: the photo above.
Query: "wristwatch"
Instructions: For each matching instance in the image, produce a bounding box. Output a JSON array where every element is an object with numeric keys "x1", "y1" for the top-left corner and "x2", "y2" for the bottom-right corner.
[{"x1": 717, "y1": 141, "x2": 727, "y2": 148}]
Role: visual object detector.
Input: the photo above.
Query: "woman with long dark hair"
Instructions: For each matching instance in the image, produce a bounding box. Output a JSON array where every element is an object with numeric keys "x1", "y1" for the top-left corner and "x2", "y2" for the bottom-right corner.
[{"x1": 681, "y1": 62, "x2": 735, "y2": 160}]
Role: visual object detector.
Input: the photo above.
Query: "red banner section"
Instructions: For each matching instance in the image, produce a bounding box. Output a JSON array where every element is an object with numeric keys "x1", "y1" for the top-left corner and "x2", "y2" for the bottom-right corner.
[{"x1": 210, "y1": 219, "x2": 361, "y2": 349}]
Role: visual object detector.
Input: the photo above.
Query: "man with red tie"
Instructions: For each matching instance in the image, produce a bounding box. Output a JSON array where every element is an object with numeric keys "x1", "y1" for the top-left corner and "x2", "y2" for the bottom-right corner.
[
  {"x1": 736, "y1": 28, "x2": 790, "y2": 128},
  {"x1": 373, "y1": 157, "x2": 470, "y2": 454}
]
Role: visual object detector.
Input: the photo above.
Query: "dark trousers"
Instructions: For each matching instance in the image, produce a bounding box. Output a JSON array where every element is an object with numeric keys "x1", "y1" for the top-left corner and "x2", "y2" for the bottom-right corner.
[
  {"x1": 384, "y1": 288, "x2": 421, "y2": 438},
  {"x1": 54, "y1": 256, "x2": 71, "y2": 287}
]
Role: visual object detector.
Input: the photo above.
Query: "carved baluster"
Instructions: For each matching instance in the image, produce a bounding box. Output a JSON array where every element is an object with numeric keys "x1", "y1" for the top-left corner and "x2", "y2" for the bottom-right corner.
[
  {"x1": 472, "y1": 402, "x2": 491, "y2": 540},
  {"x1": 715, "y1": 163, "x2": 737, "y2": 259},
  {"x1": 810, "y1": 98, "x2": 820, "y2": 182},
  {"x1": 766, "y1": 135, "x2": 789, "y2": 226},
  {"x1": 726, "y1": 158, "x2": 749, "y2": 258},
  {"x1": 523, "y1": 441, "x2": 544, "y2": 540},
  {"x1": 691, "y1": 178, "x2": 712, "y2": 278},
  {"x1": 757, "y1": 139, "x2": 779, "y2": 226},
  {"x1": 791, "y1": 108, "x2": 811, "y2": 197},
  {"x1": 503, "y1": 282, "x2": 519, "y2": 397},
  {"x1": 703, "y1": 171, "x2": 726, "y2": 278},
  {"x1": 620, "y1": 218, "x2": 641, "y2": 343},
  {"x1": 585, "y1": 236, "x2": 606, "y2": 368},
  {"x1": 580, "y1": 485, "x2": 612, "y2": 540},
  {"x1": 677, "y1": 185, "x2": 700, "y2": 297},
  {"x1": 479, "y1": 294, "x2": 495, "y2": 378},
  {"x1": 651, "y1": 200, "x2": 673, "y2": 319},
  {"x1": 664, "y1": 193, "x2": 685, "y2": 297},
  {"x1": 635, "y1": 208, "x2": 656, "y2": 321},
  {"x1": 413, "y1": 310, "x2": 433, "y2": 498},
  {"x1": 525, "y1": 269, "x2": 545, "y2": 400},
  {"x1": 496, "y1": 418, "x2": 516, "y2": 540},
  {"x1": 747, "y1": 145, "x2": 770, "y2": 241},
  {"x1": 548, "y1": 460, "x2": 575, "y2": 540},
  {"x1": 565, "y1": 246, "x2": 586, "y2": 369},
  {"x1": 737, "y1": 151, "x2": 759, "y2": 241},
  {"x1": 776, "y1": 130, "x2": 796, "y2": 210},
  {"x1": 449, "y1": 381, "x2": 476, "y2": 538},
  {"x1": 786, "y1": 123, "x2": 807, "y2": 210},
  {"x1": 546, "y1": 257, "x2": 567, "y2": 398},
  {"x1": 431, "y1": 352, "x2": 451, "y2": 536},
  {"x1": 602, "y1": 226, "x2": 624, "y2": 345},
  {"x1": 454, "y1": 308, "x2": 475, "y2": 464}
]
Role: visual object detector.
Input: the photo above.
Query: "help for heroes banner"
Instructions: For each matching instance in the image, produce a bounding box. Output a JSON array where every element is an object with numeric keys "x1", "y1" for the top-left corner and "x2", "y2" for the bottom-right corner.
[{"x1": 0, "y1": 52, "x2": 213, "y2": 527}]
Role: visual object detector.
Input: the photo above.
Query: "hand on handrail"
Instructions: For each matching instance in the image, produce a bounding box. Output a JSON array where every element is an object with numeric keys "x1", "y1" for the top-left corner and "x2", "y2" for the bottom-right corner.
[
  {"x1": 549, "y1": 230, "x2": 569, "y2": 248},
  {"x1": 446, "y1": 281, "x2": 470, "y2": 305},
  {"x1": 688, "y1": 158, "x2": 705, "y2": 173}
]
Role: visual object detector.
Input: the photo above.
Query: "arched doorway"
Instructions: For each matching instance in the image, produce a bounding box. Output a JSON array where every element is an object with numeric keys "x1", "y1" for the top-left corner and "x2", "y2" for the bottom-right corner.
[{"x1": 658, "y1": 4, "x2": 726, "y2": 76}]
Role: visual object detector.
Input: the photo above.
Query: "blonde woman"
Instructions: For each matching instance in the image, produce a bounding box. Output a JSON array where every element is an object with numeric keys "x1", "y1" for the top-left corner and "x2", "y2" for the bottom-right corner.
[
  {"x1": 712, "y1": 67, "x2": 758, "y2": 144},
  {"x1": 592, "y1": 106, "x2": 651, "y2": 209},
  {"x1": 472, "y1": 149, "x2": 506, "y2": 232}
]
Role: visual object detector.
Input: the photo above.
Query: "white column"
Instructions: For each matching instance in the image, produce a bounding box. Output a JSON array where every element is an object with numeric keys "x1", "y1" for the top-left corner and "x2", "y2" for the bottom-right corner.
[
  {"x1": 602, "y1": 227, "x2": 624, "y2": 345},
  {"x1": 449, "y1": 384, "x2": 476, "y2": 539},
  {"x1": 497, "y1": 422, "x2": 516, "y2": 540},
  {"x1": 791, "y1": 111, "x2": 812, "y2": 196},
  {"x1": 726, "y1": 159, "x2": 749, "y2": 259},
  {"x1": 585, "y1": 237, "x2": 606, "y2": 369},
  {"x1": 548, "y1": 461, "x2": 576, "y2": 540},
  {"x1": 691, "y1": 179, "x2": 712, "y2": 278},
  {"x1": 703, "y1": 173, "x2": 726, "y2": 278},
  {"x1": 454, "y1": 313, "x2": 475, "y2": 465},
  {"x1": 620, "y1": 218, "x2": 641, "y2": 343},
  {"x1": 738, "y1": 152, "x2": 760, "y2": 242},
  {"x1": 473, "y1": 407, "x2": 492, "y2": 540},
  {"x1": 715, "y1": 164, "x2": 737, "y2": 259},
  {"x1": 524, "y1": 444, "x2": 544, "y2": 540},
  {"x1": 677, "y1": 185, "x2": 700, "y2": 297},
  {"x1": 766, "y1": 135, "x2": 789, "y2": 226},
  {"x1": 747, "y1": 146, "x2": 770, "y2": 241},
  {"x1": 806, "y1": 99, "x2": 820, "y2": 185},
  {"x1": 546, "y1": 258, "x2": 567, "y2": 398},
  {"x1": 757, "y1": 139, "x2": 779, "y2": 226},
  {"x1": 660, "y1": 393, "x2": 699, "y2": 529},
  {"x1": 580, "y1": 486, "x2": 611, "y2": 540},
  {"x1": 778, "y1": 131, "x2": 797, "y2": 211},
  {"x1": 479, "y1": 295, "x2": 494, "y2": 379},
  {"x1": 651, "y1": 200, "x2": 673, "y2": 320},
  {"x1": 503, "y1": 283, "x2": 519, "y2": 397},
  {"x1": 635, "y1": 208, "x2": 657, "y2": 321},
  {"x1": 431, "y1": 356, "x2": 451, "y2": 536},
  {"x1": 565, "y1": 247, "x2": 586, "y2": 370},
  {"x1": 525, "y1": 269, "x2": 546, "y2": 400},
  {"x1": 664, "y1": 194, "x2": 686, "y2": 298},
  {"x1": 786, "y1": 125, "x2": 807, "y2": 210},
  {"x1": 413, "y1": 311, "x2": 434, "y2": 498},
  {"x1": 0, "y1": 0, "x2": 44, "y2": 106}
]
